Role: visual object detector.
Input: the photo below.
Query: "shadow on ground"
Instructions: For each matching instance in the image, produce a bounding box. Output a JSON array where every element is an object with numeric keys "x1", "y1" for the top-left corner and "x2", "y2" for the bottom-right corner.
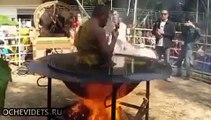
[
  {"x1": 155, "y1": 78, "x2": 211, "y2": 109},
  {"x1": 5, "y1": 82, "x2": 76, "y2": 108},
  {"x1": 1, "y1": 81, "x2": 76, "y2": 120}
]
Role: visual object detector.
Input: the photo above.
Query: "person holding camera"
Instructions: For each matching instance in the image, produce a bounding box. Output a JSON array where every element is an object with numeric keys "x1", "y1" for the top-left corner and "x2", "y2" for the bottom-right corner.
[{"x1": 175, "y1": 16, "x2": 200, "y2": 80}]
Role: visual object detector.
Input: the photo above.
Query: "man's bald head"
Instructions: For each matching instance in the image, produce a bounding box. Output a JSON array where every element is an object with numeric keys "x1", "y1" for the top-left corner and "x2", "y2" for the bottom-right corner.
[{"x1": 92, "y1": 5, "x2": 110, "y2": 27}]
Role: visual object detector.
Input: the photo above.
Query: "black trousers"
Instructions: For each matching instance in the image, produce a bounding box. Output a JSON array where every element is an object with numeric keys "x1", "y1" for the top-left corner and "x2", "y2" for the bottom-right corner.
[{"x1": 155, "y1": 46, "x2": 170, "y2": 63}]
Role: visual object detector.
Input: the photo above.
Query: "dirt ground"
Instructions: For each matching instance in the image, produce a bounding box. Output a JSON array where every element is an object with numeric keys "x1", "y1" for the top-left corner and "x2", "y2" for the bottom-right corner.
[{"x1": 1, "y1": 73, "x2": 211, "y2": 120}]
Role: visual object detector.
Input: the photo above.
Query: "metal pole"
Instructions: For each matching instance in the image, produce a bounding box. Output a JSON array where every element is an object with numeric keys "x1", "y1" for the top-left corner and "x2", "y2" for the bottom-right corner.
[
  {"x1": 109, "y1": 65, "x2": 117, "y2": 120},
  {"x1": 127, "y1": 0, "x2": 131, "y2": 16},
  {"x1": 47, "y1": 77, "x2": 52, "y2": 120},
  {"x1": 18, "y1": 18, "x2": 21, "y2": 67},
  {"x1": 206, "y1": 0, "x2": 210, "y2": 74},
  {"x1": 75, "y1": 0, "x2": 90, "y2": 18},
  {"x1": 111, "y1": 0, "x2": 112, "y2": 9},
  {"x1": 196, "y1": 0, "x2": 199, "y2": 23},
  {"x1": 207, "y1": 0, "x2": 210, "y2": 34},
  {"x1": 145, "y1": 81, "x2": 150, "y2": 120},
  {"x1": 203, "y1": 0, "x2": 210, "y2": 77},
  {"x1": 133, "y1": 0, "x2": 138, "y2": 44},
  {"x1": 208, "y1": 0, "x2": 210, "y2": 20},
  {"x1": 111, "y1": 85, "x2": 117, "y2": 120},
  {"x1": 133, "y1": 0, "x2": 138, "y2": 25},
  {"x1": 81, "y1": 0, "x2": 84, "y2": 18}
]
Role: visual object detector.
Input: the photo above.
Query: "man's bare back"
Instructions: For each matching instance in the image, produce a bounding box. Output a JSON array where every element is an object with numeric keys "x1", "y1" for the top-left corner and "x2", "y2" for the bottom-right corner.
[
  {"x1": 90, "y1": 17, "x2": 118, "y2": 64},
  {"x1": 74, "y1": 5, "x2": 118, "y2": 66}
]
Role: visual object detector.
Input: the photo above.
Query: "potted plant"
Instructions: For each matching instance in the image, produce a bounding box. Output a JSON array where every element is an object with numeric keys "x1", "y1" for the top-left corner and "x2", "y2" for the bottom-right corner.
[{"x1": 0, "y1": 58, "x2": 11, "y2": 114}]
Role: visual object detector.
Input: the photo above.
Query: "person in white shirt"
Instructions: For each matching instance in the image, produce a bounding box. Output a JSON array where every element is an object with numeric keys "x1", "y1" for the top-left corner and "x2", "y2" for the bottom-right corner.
[
  {"x1": 152, "y1": 10, "x2": 176, "y2": 63},
  {"x1": 111, "y1": 11, "x2": 134, "y2": 53},
  {"x1": 104, "y1": 11, "x2": 128, "y2": 52}
]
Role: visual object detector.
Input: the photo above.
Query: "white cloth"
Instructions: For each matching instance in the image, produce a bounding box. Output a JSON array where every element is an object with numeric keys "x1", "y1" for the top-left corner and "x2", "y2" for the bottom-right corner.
[
  {"x1": 157, "y1": 21, "x2": 166, "y2": 46},
  {"x1": 113, "y1": 22, "x2": 127, "y2": 67},
  {"x1": 136, "y1": 48, "x2": 157, "y2": 59},
  {"x1": 114, "y1": 22, "x2": 128, "y2": 52},
  {"x1": 104, "y1": 17, "x2": 114, "y2": 45},
  {"x1": 117, "y1": 22, "x2": 127, "y2": 42}
]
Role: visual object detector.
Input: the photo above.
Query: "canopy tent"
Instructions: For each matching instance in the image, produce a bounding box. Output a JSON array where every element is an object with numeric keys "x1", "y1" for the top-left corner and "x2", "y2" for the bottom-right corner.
[{"x1": 0, "y1": 15, "x2": 18, "y2": 26}]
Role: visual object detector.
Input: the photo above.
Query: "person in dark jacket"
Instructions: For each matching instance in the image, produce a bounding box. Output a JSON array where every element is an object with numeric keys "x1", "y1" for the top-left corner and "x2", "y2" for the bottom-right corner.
[
  {"x1": 175, "y1": 16, "x2": 200, "y2": 80},
  {"x1": 152, "y1": 10, "x2": 176, "y2": 64}
]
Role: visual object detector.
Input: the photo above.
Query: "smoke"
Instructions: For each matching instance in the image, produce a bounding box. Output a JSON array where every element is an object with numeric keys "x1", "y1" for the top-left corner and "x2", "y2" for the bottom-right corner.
[
  {"x1": 166, "y1": 0, "x2": 188, "y2": 22},
  {"x1": 167, "y1": 0, "x2": 185, "y2": 11},
  {"x1": 113, "y1": 0, "x2": 129, "y2": 8}
]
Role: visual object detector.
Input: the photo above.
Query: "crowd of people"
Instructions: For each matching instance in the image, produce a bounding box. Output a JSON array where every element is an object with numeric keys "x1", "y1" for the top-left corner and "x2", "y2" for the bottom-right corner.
[
  {"x1": 152, "y1": 10, "x2": 200, "y2": 80},
  {"x1": 0, "y1": 5, "x2": 205, "y2": 117},
  {"x1": 1, "y1": 5, "x2": 201, "y2": 80},
  {"x1": 74, "y1": 5, "x2": 201, "y2": 80}
]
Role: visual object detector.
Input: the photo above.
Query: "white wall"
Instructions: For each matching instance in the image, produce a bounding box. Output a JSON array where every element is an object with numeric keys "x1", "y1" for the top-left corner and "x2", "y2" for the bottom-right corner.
[
  {"x1": 0, "y1": 0, "x2": 43, "y2": 18},
  {"x1": 0, "y1": 8, "x2": 17, "y2": 18},
  {"x1": 0, "y1": 0, "x2": 42, "y2": 5}
]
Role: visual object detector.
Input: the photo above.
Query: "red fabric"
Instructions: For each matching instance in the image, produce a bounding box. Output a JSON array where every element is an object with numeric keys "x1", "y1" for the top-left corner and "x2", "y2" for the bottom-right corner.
[{"x1": 73, "y1": 20, "x2": 80, "y2": 39}]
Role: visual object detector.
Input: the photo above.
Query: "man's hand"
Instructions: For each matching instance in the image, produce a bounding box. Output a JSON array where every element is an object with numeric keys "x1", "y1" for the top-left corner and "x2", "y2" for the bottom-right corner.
[
  {"x1": 158, "y1": 29, "x2": 164, "y2": 34},
  {"x1": 155, "y1": 29, "x2": 163, "y2": 39},
  {"x1": 189, "y1": 22, "x2": 196, "y2": 28},
  {"x1": 185, "y1": 21, "x2": 195, "y2": 28},
  {"x1": 111, "y1": 29, "x2": 119, "y2": 41}
]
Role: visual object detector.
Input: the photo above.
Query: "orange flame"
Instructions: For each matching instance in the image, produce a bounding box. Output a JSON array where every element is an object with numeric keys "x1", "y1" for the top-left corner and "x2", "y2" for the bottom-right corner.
[
  {"x1": 69, "y1": 83, "x2": 137, "y2": 120},
  {"x1": 83, "y1": 83, "x2": 121, "y2": 120}
]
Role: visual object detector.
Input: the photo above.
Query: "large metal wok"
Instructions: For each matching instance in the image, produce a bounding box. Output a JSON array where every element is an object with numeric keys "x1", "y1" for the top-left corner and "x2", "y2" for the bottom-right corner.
[{"x1": 28, "y1": 52, "x2": 172, "y2": 99}]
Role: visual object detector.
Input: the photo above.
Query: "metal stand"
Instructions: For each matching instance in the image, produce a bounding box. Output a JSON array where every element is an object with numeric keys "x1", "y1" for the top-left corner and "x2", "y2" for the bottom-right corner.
[
  {"x1": 145, "y1": 81, "x2": 150, "y2": 120},
  {"x1": 111, "y1": 85, "x2": 118, "y2": 120},
  {"x1": 46, "y1": 77, "x2": 62, "y2": 120},
  {"x1": 47, "y1": 77, "x2": 52, "y2": 120},
  {"x1": 43, "y1": 54, "x2": 151, "y2": 120}
]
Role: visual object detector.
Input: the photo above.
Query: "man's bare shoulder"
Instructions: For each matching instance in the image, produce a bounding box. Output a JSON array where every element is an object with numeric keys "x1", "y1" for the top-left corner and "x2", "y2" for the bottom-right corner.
[{"x1": 92, "y1": 26, "x2": 106, "y2": 36}]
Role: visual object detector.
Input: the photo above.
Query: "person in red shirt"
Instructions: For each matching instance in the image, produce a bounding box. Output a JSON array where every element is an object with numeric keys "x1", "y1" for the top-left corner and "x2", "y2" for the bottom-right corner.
[{"x1": 73, "y1": 13, "x2": 82, "y2": 39}]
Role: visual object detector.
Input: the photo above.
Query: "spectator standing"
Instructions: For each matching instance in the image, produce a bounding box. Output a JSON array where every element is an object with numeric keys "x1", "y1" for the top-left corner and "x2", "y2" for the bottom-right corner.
[
  {"x1": 175, "y1": 16, "x2": 200, "y2": 80},
  {"x1": 152, "y1": 10, "x2": 176, "y2": 63}
]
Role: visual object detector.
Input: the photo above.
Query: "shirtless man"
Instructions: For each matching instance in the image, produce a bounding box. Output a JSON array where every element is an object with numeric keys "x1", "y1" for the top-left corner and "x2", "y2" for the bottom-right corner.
[{"x1": 74, "y1": 5, "x2": 119, "y2": 66}]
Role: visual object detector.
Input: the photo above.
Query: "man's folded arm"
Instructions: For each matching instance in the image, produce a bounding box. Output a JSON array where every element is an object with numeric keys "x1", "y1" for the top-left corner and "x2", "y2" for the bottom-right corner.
[
  {"x1": 162, "y1": 23, "x2": 176, "y2": 39},
  {"x1": 96, "y1": 28, "x2": 116, "y2": 61}
]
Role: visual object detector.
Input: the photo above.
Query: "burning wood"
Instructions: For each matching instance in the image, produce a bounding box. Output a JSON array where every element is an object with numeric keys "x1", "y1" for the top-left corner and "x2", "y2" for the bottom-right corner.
[
  {"x1": 63, "y1": 83, "x2": 148, "y2": 120},
  {"x1": 65, "y1": 101, "x2": 124, "y2": 120},
  {"x1": 83, "y1": 83, "x2": 121, "y2": 120},
  {"x1": 64, "y1": 83, "x2": 133, "y2": 120},
  {"x1": 64, "y1": 101, "x2": 90, "y2": 120}
]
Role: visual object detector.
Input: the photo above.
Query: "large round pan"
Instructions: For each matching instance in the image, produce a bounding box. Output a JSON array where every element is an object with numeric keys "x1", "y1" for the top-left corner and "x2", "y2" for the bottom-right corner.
[{"x1": 47, "y1": 53, "x2": 172, "y2": 99}]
